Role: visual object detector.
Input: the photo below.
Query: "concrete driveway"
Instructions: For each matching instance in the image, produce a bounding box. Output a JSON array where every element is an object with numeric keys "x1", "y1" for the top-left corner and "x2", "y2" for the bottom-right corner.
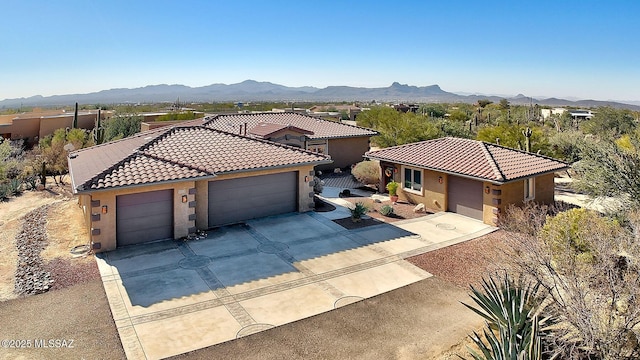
[{"x1": 96, "y1": 210, "x2": 494, "y2": 360}]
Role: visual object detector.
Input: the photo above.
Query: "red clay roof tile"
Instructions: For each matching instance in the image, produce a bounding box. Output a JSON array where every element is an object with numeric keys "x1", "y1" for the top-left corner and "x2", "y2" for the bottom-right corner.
[
  {"x1": 203, "y1": 112, "x2": 377, "y2": 139},
  {"x1": 365, "y1": 137, "x2": 567, "y2": 183},
  {"x1": 69, "y1": 126, "x2": 331, "y2": 192}
]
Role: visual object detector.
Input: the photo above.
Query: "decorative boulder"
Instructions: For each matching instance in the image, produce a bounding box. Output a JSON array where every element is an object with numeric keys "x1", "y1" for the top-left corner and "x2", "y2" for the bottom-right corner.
[{"x1": 413, "y1": 203, "x2": 425, "y2": 213}]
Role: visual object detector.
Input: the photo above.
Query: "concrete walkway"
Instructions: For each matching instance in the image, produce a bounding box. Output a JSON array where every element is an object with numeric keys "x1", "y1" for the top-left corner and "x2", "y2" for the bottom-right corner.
[{"x1": 97, "y1": 204, "x2": 495, "y2": 359}]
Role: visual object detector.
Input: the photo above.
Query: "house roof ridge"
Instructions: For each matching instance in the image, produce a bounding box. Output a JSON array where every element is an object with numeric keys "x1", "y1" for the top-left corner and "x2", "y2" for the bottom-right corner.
[
  {"x1": 478, "y1": 141, "x2": 507, "y2": 182},
  {"x1": 79, "y1": 152, "x2": 142, "y2": 191},
  {"x1": 69, "y1": 126, "x2": 170, "y2": 155},
  {"x1": 483, "y1": 140, "x2": 569, "y2": 165},
  {"x1": 140, "y1": 151, "x2": 215, "y2": 175}
]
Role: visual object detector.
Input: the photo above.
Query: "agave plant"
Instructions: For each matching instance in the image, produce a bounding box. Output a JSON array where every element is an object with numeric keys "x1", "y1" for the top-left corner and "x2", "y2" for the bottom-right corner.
[{"x1": 461, "y1": 274, "x2": 551, "y2": 360}]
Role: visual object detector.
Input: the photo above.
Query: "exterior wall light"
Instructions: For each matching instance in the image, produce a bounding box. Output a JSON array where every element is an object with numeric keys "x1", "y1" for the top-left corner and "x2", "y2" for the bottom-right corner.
[
  {"x1": 485, "y1": 186, "x2": 491, "y2": 194},
  {"x1": 182, "y1": 195, "x2": 188, "y2": 203},
  {"x1": 438, "y1": 176, "x2": 443, "y2": 184},
  {"x1": 101, "y1": 205, "x2": 108, "y2": 214}
]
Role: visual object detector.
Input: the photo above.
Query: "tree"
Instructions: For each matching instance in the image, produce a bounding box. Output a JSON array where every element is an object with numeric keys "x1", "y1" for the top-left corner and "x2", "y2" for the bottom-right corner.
[
  {"x1": 38, "y1": 128, "x2": 93, "y2": 184},
  {"x1": 581, "y1": 107, "x2": 636, "y2": 137},
  {"x1": 477, "y1": 99, "x2": 493, "y2": 108},
  {"x1": 419, "y1": 104, "x2": 446, "y2": 118},
  {"x1": 356, "y1": 107, "x2": 440, "y2": 147},
  {"x1": 476, "y1": 123, "x2": 551, "y2": 155},
  {"x1": 572, "y1": 135, "x2": 640, "y2": 208},
  {"x1": 499, "y1": 98, "x2": 510, "y2": 110},
  {"x1": 104, "y1": 115, "x2": 142, "y2": 141},
  {"x1": 501, "y1": 204, "x2": 640, "y2": 359}
]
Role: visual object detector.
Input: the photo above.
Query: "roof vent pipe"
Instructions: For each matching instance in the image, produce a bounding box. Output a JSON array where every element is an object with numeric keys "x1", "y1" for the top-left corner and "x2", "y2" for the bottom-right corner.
[{"x1": 244, "y1": 122, "x2": 247, "y2": 136}]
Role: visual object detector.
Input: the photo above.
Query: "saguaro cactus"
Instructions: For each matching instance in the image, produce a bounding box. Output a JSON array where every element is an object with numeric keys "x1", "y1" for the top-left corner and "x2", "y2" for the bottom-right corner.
[{"x1": 72, "y1": 102, "x2": 78, "y2": 128}]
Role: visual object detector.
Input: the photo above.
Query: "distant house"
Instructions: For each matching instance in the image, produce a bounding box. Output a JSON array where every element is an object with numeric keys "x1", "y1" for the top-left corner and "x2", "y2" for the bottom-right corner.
[
  {"x1": 365, "y1": 137, "x2": 568, "y2": 225},
  {"x1": 540, "y1": 107, "x2": 567, "y2": 119},
  {"x1": 68, "y1": 125, "x2": 331, "y2": 252},
  {"x1": 0, "y1": 109, "x2": 111, "y2": 145},
  {"x1": 185, "y1": 112, "x2": 378, "y2": 171},
  {"x1": 392, "y1": 104, "x2": 419, "y2": 113},
  {"x1": 569, "y1": 109, "x2": 594, "y2": 121}
]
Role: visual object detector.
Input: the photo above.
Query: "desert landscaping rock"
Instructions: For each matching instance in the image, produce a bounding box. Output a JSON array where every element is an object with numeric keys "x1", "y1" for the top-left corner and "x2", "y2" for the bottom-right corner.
[{"x1": 13, "y1": 204, "x2": 53, "y2": 296}]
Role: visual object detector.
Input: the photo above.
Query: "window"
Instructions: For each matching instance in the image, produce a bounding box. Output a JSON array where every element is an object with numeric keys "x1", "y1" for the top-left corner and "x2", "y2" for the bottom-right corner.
[
  {"x1": 524, "y1": 178, "x2": 535, "y2": 200},
  {"x1": 306, "y1": 140, "x2": 327, "y2": 154},
  {"x1": 403, "y1": 167, "x2": 422, "y2": 193}
]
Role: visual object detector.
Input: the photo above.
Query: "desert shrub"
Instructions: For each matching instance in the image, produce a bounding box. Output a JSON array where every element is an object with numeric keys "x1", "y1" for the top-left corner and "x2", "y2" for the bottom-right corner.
[
  {"x1": 352, "y1": 160, "x2": 380, "y2": 185},
  {"x1": 350, "y1": 202, "x2": 368, "y2": 221},
  {"x1": 0, "y1": 184, "x2": 8, "y2": 201},
  {"x1": 540, "y1": 208, "x2": 620, "y2": 268},
  {"x1": 7, "y1": 178, "x2": 22, "y2": 196},
  {"x1": 380, "y1": 204, "x2": 394, "y2": 216},
  {"x1": 312, "y1": 176, "x2": 324, "y2": 195}
]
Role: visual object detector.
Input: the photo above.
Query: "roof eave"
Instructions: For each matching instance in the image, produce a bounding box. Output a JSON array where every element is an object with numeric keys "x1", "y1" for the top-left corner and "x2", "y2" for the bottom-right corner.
[
  {"x1": 365, "y1": 154, "x2": 567, "y2": 185},
  {"x1": 214, "y1": 159, "x2": 334, "y2": 176},
  {"x1": 73, "y1": 174, "x2": 218, "y2": 195}
]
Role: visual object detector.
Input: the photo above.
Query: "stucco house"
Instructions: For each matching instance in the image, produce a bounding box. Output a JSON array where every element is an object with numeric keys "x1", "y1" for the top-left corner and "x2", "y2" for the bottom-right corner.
[
  {"x1": 190, "y1": 112, "x2": 378, "y2": 171},
  {"x1": 68, "y1": 125, "x2": 331, "y2": 252},
  {"x1": 365, "y1": 137, "x2": 568, "y2": 225}
]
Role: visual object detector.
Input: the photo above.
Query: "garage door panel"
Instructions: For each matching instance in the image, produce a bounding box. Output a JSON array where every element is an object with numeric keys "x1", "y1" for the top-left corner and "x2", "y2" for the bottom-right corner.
[
  {"x1": 447, "y1": 176, "x2": 483, "y2": 220},
  {"x1": 117, "y1": 189, "x2": 174, "y2": 247},
  {"x1": 117, "y1": 204, "x2": 173, "y2": 219},
  {"x1": 209, "y1": 172, "x2": 297, "y2": 227}
]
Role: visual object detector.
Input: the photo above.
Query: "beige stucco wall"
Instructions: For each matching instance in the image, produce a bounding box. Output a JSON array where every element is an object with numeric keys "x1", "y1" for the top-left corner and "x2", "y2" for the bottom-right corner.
[
  {"x1": 197, "y1": 165, "x2": 316, "y2": 229},
  {"x1": 379, "y1": 161, "x2": 558, "y2": 226},
  {"x1": 395, "y1": 168, "x2": 447, "y2": 213},
  {"x1": 83, "y1": 164, "x2": 317, "y2": 252},
  {"x1": 322, "y1": 136, "x2": 370, "y2": 170},
  {"x1": 84, "y1": 181, "x2": 196, "y2": 252}
]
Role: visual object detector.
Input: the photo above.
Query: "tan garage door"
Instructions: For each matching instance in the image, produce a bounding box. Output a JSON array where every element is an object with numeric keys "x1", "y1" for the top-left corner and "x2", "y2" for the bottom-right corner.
[
  {"x1": 116, "y1": 189, "x2": 174, "y2": 246},
  {"x1": 208, "y1": 172, "x2": 297, "y2": 227},
  {"x1": 447, "y1": 175, "x2": 483, "y2": 220}
]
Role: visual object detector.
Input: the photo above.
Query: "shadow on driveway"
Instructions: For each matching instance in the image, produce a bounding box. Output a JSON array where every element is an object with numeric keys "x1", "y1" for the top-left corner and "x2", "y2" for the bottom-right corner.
[{"x1": 106, "y1": 212, "x2": 415, "y2": 307}]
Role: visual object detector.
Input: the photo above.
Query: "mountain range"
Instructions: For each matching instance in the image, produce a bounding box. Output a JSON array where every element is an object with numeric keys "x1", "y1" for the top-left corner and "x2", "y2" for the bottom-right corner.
[{"x1": 2, "y1": 80, "x2": 638, "y2": 110}]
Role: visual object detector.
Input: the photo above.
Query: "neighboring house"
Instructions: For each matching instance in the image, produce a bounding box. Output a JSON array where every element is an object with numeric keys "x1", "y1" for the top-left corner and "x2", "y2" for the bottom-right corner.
[
  {"x1": 365, "y1": 137, "x2": 568, "y2": 225},
  {"x1": 0, "y1": 109, "x2": 110, "y2": 145},
  {"x1": 68, "y1": 125, "x2": 331, "y2": 252},
  {"x1": 540, "y1": 107, "x2": 567, "y2": 120},
  {"x1": 193, "y1": 112, "x2": 377, "y2": 171},
  {"x1": 569, "y1": 109, "x2": 594, "y2": 121}
]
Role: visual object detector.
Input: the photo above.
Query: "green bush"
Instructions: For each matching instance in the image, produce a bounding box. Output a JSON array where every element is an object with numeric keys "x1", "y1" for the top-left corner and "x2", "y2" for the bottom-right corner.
[
  {"x1": 0, "y1": 185, "x2": 8, "y2": 201},
  {"x1": 312, "y1": 176, "x2": 324, "y2": 195},
  {"x1": 350, "y1": 202, "x2": 368, "y2": 222},
  {"x1": 352, "y1": 161, "x2": 380, "y2": 185},
  {"x1": 7, "y1": 178, "x2": 22, "y2": 196},
  {"x1": 380, "y1": 205, "x2": 394, "y2": 216}
]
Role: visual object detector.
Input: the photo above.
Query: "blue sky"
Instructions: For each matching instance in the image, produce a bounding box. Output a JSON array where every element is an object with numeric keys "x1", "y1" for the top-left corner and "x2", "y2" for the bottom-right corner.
[{"x1": 2, "y1": 0, "x2": 639, "y2": 102}]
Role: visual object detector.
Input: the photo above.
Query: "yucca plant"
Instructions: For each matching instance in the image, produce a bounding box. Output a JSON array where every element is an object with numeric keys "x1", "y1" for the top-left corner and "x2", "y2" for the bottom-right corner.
[
  {"x1": 461, "y1": 274, "x2": 551, "y2": 360},
  {"x1": 350, "y1": 202, "x2": 368, "y2": 222}
]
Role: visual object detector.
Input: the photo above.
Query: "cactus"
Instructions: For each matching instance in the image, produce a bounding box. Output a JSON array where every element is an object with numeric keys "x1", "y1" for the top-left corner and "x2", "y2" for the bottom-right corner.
[
  {"x1": 72, "y1": 102, "x2": 78, "y2": 128},
  {"x1": 92, "y1": 108, "x2": 105, "y2": 144}
]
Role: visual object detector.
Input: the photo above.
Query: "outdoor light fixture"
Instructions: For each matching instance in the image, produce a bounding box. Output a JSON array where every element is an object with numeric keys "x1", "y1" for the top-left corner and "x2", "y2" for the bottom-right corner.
[
  {"x1": 438, "y1": 176, "x2": 443, "y2": 184},
  {"x1": 304, "y1": 175, "x2": 310, "y2": 182},
  {"x1": 182, "y1": 195, "x2": 188, "y2": 203},
  {"x1": 485, "y1": 186, "x2": 491, "y2": 194},
  {"x1": 101, "y1": 205, "x2": 108, "y2": 214}
]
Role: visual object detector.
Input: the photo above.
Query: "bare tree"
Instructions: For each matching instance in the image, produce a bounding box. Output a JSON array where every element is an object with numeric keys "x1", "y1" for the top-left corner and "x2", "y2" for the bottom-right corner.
[{"x1": 500, "y1": 204, "x2": 640, "y2": 359}]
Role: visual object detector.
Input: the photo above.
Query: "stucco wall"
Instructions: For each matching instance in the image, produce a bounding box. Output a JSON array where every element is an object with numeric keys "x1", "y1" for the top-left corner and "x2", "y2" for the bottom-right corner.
[
  {"x1": 85, "y1": 181, "x2": 196, "y2": 252},
  {"x1": 323, "y1": 136, "x2": 370, "y2": 170},
  {"x1": 396, "y1": 168, "x2": 447, "y2": 213}
]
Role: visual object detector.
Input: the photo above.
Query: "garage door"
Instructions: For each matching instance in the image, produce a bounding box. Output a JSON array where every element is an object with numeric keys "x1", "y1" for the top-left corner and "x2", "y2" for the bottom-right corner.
[
  {"x1": 208, "y1": 172, "x2": 297, "y2": 227},
  {"x1": 116, "y1": 189, "x2": 174, "y2": 246},
  {"x1": 447, "y1": 175, "x2": 483, "y2": 220}
]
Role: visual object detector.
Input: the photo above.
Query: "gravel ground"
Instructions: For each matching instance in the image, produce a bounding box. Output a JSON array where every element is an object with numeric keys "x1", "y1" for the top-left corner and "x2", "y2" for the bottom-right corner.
[
  {"x1": 342, "y1": 197, "x2": 430, "y2": 223},
  {"x1": 408, "y1": 230, "x2": 508, "y2": 289}
]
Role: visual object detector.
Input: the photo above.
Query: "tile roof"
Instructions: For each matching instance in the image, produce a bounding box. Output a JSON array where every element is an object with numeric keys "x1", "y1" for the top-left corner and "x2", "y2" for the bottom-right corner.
[
  {"x1": 249, "y1": 122, "x2": 314, "y2": 138},
  {"x1": 69, "y1": 126, "x2": 331, "y2": 192},
  {"x1": 202, "y1": 112, "x2": 377, "y2": 140},
  {"x1": 365, "y1": 137, "x2": 568, "y2": 184}
]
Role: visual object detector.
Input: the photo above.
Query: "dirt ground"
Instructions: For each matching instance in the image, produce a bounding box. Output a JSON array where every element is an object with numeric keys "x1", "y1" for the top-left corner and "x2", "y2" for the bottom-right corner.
[{"x1": 0, "y1": 180, "x2": 93, "y2": 300}]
